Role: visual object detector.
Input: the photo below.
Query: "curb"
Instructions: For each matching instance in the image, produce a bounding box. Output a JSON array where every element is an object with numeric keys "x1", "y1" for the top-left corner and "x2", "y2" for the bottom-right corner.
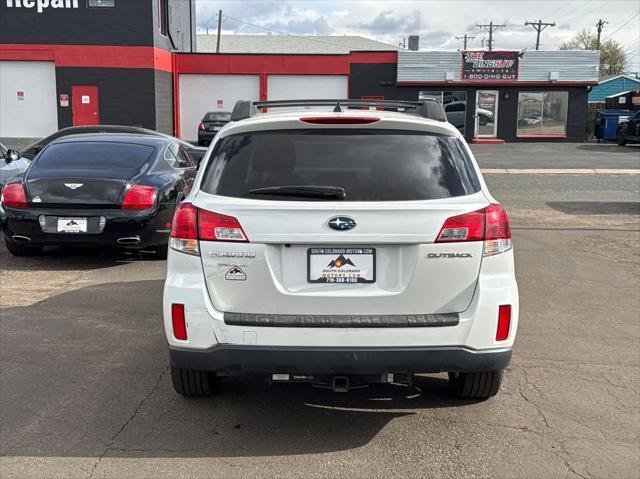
[{"x1": 481, "y1": 168, "x2": 640, "y2": 175}]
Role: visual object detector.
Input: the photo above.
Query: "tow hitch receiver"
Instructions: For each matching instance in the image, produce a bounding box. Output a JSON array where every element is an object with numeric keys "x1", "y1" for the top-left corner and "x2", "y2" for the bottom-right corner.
[{"x1": 269, "y1": 373, "x2": 413, "y2": 392}]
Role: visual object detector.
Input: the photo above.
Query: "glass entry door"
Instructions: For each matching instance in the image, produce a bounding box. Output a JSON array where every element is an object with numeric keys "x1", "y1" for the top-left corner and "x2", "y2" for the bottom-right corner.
[{"x1": 475, "y1": 90, "x2": 499, "y2": 138}]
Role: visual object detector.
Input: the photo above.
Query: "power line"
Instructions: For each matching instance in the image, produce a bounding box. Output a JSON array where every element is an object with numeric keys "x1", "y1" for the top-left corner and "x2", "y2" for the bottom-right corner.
[
  {"x1": 602, "y1": 12, "x2": 640, "y2": 41},
  {"x1": 476, "y1": 21, "x2": 505, "y2": 51},
  {"x1": 524, "y1": 20, "x2": 556, "y2": 50},
  {"x1": 549, "y1": 0, "x2": 575, "y2": 18},
  {"x1": 455, "y1": 34, "x2": 475, "y2": 50}
]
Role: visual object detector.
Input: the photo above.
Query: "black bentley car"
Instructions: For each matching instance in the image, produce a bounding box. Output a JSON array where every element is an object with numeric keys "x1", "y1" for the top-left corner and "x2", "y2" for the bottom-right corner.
[
  {"x1": 14, "y1": 125, "x2": 208, "y2": 165},
  {"x1": 1, "y1": 134, "x2": 197, "y2": 258}
]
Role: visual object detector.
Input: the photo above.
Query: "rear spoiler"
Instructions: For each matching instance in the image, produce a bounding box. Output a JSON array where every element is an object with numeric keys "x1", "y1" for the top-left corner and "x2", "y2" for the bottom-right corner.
[{"x1": 230, "y1": 99, "x2": 447, "y2": 123}]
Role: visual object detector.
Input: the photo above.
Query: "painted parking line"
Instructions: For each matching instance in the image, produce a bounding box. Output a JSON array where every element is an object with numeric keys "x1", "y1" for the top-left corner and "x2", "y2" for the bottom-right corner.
[{"x1": 481, "y1": 168, "x2": 640, "y2": 175}]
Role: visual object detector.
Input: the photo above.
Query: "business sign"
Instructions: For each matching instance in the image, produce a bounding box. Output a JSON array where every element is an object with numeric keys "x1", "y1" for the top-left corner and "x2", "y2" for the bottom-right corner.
[
  {"x1": 4, "y1": 0, "x2": 79, "y2": 13},
  {"x1": 59, "y1": 93, "x2": 69, "y2": 107},
  {"x1": 462, "y1": 51, "x2": 519, "y2": 81}
]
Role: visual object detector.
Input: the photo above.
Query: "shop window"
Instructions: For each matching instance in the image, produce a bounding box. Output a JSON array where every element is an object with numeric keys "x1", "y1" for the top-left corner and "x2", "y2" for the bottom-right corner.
[
  {"x1": 517, "y1": 92, "x2": 568, "y2": 136},
  {"x1": 87, "y1": 0, "x2": 115, "y2": 6},
  {"x1": 420, "y1": 91, "x2": 468, "y2": 134},
  {"x1": 159, "y1": 0, "x2": 169, "y2": 36}
]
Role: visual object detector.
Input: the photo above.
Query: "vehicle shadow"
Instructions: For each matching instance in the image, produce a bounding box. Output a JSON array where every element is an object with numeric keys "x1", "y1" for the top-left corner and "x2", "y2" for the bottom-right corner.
[
  {"x1": 546, "y1": 201, "x2": 640, "y2": 215},
  {"x1": 0, "y1": 244, "x2": 164, "y2": 272},
  {"x1": 0, "y1": 280, "x2": 480, "y2": 459},
  {"x1": 576, "y1": 143, "x2": 640, "y2": 153}
]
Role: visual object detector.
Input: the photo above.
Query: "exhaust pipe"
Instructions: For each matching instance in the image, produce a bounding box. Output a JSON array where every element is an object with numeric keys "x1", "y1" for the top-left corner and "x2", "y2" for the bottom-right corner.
[
  {"x1": 11, "y1": 235, "x2": 31, "y2": 243},
  {"x1": 116, "y1": 236, "x2": 141, "y2": 245}
]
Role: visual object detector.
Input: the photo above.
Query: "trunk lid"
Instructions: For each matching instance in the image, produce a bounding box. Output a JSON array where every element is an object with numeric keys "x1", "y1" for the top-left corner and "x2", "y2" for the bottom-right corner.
[
  {"x1": 26, "y1": 172, "x2": 129, "y2": 207},
  {"x1": 25, "y1": 140, "x2": 155, "y2": 207},
  {"x1": 195, "y1": 193, "x2": 488, "y2": 316},
  {"x1": 193, "y1": 122, "x2": 486, "y2": 317}
]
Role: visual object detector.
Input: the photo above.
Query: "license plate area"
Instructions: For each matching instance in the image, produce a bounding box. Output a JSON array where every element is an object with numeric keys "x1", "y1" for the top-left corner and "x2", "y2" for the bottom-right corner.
[
  {"x1": 307, "y1": 247, "x2": 376, "y2": 284},
  {"x1": 57, "y1": 217, "x2": 88, "y2": 233}
]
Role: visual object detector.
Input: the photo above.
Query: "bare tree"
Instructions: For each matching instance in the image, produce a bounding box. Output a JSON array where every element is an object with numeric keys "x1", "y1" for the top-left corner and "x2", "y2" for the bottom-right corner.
[{"x1": 560, "y1": 28, "x2": 627, "y2": 76}]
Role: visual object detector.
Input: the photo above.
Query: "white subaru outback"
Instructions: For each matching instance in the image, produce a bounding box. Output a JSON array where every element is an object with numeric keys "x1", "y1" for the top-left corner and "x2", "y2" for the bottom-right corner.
[{"x1": 163, "y1": 99, "x2": 518, "y2": 399}]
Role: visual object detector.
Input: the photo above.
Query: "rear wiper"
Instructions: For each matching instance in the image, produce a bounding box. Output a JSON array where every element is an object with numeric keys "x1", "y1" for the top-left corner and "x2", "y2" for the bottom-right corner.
[{"x1": 249, "y1": 185, "x2": 346, "y2": 200}]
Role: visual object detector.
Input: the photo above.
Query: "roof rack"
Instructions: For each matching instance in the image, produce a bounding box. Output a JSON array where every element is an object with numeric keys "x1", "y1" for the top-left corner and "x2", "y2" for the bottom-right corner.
[{"x1": 230, "y1": 99, "x2": 447, "y2": 122}]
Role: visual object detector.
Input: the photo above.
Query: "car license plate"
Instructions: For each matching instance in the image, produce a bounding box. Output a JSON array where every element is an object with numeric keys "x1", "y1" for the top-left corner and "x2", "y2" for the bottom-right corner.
[
  {"x1": 308, "y1": 248, "x2": 375, "y2": 283},
  {"x1": 57, "y1": 217, "x2": 88, "y2": 233}
]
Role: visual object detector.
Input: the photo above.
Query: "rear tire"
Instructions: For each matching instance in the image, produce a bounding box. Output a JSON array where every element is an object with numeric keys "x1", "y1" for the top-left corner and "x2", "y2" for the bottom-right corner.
[
  {"x1": 616, "y1": 130, "x2": 627, "y2": 146},
  {"x1": 4, "y1": 238, "x2": 42, "y2": 256},
  {"x1": 448, "y1": 370, "x2": 503, "y2": 399},
  {"x1": 170, "y1": 364, "x2": 217, "y2": 397}
]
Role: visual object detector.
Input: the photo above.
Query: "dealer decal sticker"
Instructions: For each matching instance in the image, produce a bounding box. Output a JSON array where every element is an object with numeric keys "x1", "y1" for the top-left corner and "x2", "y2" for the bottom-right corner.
[{"x1": 225, "y1": 266, "x2": 246, "y2": 281}]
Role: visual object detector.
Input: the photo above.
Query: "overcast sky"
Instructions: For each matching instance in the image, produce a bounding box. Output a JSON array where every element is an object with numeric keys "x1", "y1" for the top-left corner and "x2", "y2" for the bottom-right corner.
[{"x1": 196, "y1": 0, "x2": 640, "y2": 71}]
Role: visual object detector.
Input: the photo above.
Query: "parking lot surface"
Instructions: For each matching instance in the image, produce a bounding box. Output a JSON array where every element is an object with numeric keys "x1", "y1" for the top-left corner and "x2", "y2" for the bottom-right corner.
[
  {"x1": 470, "y1": 142, "x2": 640, "y2": 170},
  {"x1": 1, "y1": 166, "x2": 639, "y2": 477}
]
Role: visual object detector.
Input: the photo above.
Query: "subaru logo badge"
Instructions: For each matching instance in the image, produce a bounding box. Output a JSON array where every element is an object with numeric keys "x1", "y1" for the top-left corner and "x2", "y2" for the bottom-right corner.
[{"x1": 327, "y1": 216, "x2": 356, "y2": 231}]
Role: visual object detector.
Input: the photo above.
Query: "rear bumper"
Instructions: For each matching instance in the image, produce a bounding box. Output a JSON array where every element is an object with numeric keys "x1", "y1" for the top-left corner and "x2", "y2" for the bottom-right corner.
[
  {"x1": 169, "y1": 344, "x2": 512, "y2": 374},
  {"x1": 197, "y1": 131, "x2": 217, "y2": 143},
  {"x1": 1, "y1": 204, "x2": 173, "y2": 249}
]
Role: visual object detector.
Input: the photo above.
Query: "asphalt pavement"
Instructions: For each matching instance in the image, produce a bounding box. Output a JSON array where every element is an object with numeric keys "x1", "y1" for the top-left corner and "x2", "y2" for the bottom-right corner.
[
  {"x1": 1, "y1": 165, "x2": 639, "y2": 477},
  {"x1": 470, "y1": 142, "x2": 640, "y2": 170}
]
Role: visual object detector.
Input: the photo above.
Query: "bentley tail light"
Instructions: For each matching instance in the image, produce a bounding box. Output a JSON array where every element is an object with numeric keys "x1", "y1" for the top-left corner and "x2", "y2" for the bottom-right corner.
[
  {"x1": 1, "y1": 183, "x2": 27, "y2": 208},
  {"x1": 122, "y1": 185, "x2": 157, "y2": 209}
]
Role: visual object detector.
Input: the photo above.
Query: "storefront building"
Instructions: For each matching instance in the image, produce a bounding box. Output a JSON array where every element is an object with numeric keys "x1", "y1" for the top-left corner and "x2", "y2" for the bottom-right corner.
[
  {"x1": 1, "y1": 2, "x2": 598, "y2": 143},
  {"x1": 349, "y1": 50, "x2": 600, "y2": 143},
  {"x1": 0, "y1": 0, "x2": 196, "y2": 138}
]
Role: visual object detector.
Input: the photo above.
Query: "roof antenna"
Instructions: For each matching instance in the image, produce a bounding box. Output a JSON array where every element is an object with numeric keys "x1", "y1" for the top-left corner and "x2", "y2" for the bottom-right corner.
[{"x1": 333, "y1": 100, "x2": 343, "y2": 113}]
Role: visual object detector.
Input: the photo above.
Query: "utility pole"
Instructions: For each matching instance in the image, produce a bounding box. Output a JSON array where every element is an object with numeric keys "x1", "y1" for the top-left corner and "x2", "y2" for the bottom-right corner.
[
  {"x1": 595, "y1": 19, "x2": 607, "y2": 49},
  {"x1": 524, "y1": 20, "x2": 556, "y2": 50},
  {"x1": 476, "y1": 21, "x2": 505, "y2": 51},
  {"x1": 455, "y1": 34, "x2": 476, "y2": 50},
  {"x1": 216, "y1": 9, "x2": 222, "y2": 53},
  {"x1": 399, "y1": 36, "x2": 406, "y2": 49}
]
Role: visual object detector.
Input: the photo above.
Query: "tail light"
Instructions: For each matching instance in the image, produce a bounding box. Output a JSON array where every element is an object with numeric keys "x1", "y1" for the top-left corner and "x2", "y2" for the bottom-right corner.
[
  {"x1": 169, "y1": 202, "x2": 248, "y2": 255},
  {"x1": 169, "y1": 202, "x2": 199, "y2": 254},
  {"x1": 496, "y1": 305, "x2": 511, "y2": 341},
  {"x1": 198, "y1": 209, "x2": 248, "y2": 242},
  {"x1": 122, "y1": 185, "x2": 157, "y2": 209},
  {"x1": 436, "y1": 204, "x2": 511, "y2": 256},
  {"x1": 1, "y1": 183, "x2": 27, "y2": 208},
  {"x1": 199, "y1": 122, "x2": 205, "y2": 130},
  {"x1": 171, "y1": 303, "x2": 187, "y2": 340},
  {"x1": 299, "y1": 117, "x2": 380, "y2": 124}
]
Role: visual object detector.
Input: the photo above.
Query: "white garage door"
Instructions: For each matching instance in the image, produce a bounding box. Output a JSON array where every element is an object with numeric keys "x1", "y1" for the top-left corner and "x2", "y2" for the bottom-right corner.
[
  {"x1": 0, "y1": 61, "x2": 58, "y2": 138},
  {"x1": 268, "y1": 75, "x2": 348, "y2": 101},
  {"x1": 179, "y1": 74, "x2": 260, "y2": 141}
]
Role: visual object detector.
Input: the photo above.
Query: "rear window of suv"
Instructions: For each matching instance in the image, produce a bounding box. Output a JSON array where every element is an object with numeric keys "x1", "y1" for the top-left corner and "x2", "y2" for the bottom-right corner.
[{"x1": 201, "y1": 130, "x2": 480, "y2": 201}]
